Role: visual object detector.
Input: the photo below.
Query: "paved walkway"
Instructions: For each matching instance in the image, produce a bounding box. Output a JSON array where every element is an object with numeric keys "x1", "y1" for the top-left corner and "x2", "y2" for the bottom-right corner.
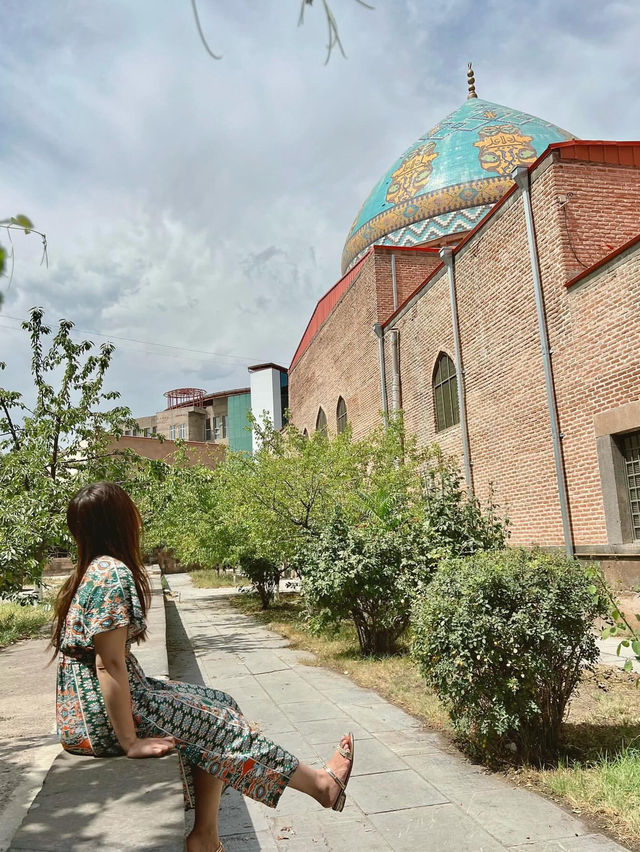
[{"x1": 166, "y1": 574, "x2": 629, "y2": 852}]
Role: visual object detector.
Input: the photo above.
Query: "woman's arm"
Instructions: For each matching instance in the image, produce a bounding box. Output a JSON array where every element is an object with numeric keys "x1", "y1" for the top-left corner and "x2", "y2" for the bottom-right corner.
[{"x1": 93, "y1": 627, "x2": 174, "y2": 758}]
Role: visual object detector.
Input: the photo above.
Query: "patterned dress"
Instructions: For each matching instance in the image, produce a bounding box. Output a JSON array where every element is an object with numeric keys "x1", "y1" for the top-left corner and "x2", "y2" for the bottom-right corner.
[{"x1": 56, "y1": 555, "x2": 299, "y2": 808}]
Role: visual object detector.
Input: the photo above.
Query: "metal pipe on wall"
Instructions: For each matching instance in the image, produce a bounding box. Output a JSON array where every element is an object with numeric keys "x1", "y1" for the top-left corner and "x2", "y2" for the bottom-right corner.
[
  {"x1": 439, "y1": 247, "x2": 473, "y2": 496},
  {"x1": 513, "y1": 165, "x2": 574, "y2": 558},
  {"x1": 391, "y1": 253, "x2": 398, "y2": 311},
  {"x1": 390, "y1": 329, "x2": 401, "y2": 411},
  {"x1": 373, "y1": 323, "x2": 389, "y2": 419}
]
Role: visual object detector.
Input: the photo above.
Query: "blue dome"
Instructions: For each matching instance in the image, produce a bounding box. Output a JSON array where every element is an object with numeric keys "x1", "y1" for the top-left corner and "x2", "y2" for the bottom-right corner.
[{"x1": 342, "y1": 96, "x2": 574, "y2": 272}]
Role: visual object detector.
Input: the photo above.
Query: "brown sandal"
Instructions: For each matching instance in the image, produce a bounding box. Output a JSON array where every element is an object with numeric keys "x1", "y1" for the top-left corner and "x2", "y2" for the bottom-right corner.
[{"x1": 323, "y1": 732, "x2": 355, "y2": 812}]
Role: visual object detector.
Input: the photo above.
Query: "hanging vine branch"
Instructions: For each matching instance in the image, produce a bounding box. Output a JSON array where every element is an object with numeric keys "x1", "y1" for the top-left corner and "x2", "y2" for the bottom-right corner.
[
  {"x1": 190, "y1": 0, "x2": 222, "y2": 60},
  {"x1": 190, "y1": 0, "x2": 374, "y2": 64},
  {"x1": 299, "y1": 0, "x2": 374, "y2": 65}
]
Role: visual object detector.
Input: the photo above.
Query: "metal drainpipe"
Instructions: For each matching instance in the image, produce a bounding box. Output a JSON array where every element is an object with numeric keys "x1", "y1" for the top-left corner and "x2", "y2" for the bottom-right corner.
[
  {"x1": 439, "y1": 247, "x2": 473, "y2": 496},
  {"x1": 513, "y1": 165, "x2": 574, "y2": 558},
  {"x1": 389, "y1": 255, "x2": 401, "y2": 412},
  {"x1": 391, "y1": 253, "x2": 398, "y2": 310},
  {"x1": 390, "y1": 329, "x2": 401, "y2": 411},
  {"x1": 373, "y1": 323, "x2": 389, "y2": 419}
]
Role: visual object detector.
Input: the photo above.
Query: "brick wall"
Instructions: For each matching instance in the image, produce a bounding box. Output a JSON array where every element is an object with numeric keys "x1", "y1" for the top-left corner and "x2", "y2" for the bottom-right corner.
[
  {"x1": 108, "y1": 435, "x2": 224, "y2": 468},
  {"x1": 289, "y1": 252, "x2": 382, "y2": 437},
  {"x1": 289, "y1": 151, "x2": 640, "y2": 556},
  {"x1": 289, "y1": 247, "x2": 441, "y2": 437},
  {"x1": 550, "y1": 246, "x2": 640, "y2": 545}
]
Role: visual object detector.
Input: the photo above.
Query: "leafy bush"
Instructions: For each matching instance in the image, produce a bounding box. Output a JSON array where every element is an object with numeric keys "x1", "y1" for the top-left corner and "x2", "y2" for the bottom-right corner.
[
  {"x1": 412, "y1": 549, "x2": 608, "y2": 763},
  {"x1": 238, "y1": 552, "x2": 282, "y2": 609},
  {"x1": 300, "y1": 509, "x2": 432, "y2": 655}
]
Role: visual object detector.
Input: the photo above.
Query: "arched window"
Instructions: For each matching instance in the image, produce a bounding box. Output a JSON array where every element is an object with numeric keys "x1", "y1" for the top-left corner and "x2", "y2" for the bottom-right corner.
[
  {"x1": 315, "y1": 407, "x2": 327, "y2": 434},
  {"x1": 336, "y1": 397, "x2": 347, "y2": 434},
  {"x1": 433, "y1": 353, "x2": 460, "y2": 432}
]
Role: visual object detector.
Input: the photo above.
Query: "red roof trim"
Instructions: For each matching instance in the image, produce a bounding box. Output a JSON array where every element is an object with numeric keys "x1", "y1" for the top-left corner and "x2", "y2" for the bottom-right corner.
[
  {"x1": 384, "y1": 140, "x2": 640, "y2": 327},
  {"x1": 565, "y1": 232, "x2": 640, "y2": 289},
  {"x1": 289, "y1": 249, "x2": 372, "y2": 369},
  {"x1": 201, "y1": 387, "x2": 250, "y2": 402},
  {"x1": 374, "y1": 245, "x2": 441, "y2": 256}
]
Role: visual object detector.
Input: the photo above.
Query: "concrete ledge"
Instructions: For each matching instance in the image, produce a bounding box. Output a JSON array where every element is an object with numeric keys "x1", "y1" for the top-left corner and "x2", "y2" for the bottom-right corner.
[{"x1": 9, "y1": 568, "x2": 183, "y2": 852}]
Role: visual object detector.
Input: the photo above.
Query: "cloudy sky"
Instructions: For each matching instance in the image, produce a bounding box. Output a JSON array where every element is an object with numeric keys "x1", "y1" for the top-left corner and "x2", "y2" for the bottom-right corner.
[{"x1": 1, "y1": 0, "x2": 638, "y2": 417}]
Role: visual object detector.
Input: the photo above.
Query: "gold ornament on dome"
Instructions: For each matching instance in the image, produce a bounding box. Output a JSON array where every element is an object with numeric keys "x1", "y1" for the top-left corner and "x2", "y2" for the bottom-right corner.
[
  {"x1": 385, "y1": 141, "x2": 438, "y2": 205},
  {"x1": 474, "y1": 123, "x2": 538, "y2": 176}
]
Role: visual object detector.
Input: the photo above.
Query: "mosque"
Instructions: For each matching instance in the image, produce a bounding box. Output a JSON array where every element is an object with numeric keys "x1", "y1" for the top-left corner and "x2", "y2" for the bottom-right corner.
[
  {"x1": 285, "y1": 65, "x2": 640, "y2": 584},
  {"x1": 128, "y1": 67, "x2": 640, "y2": 583}
]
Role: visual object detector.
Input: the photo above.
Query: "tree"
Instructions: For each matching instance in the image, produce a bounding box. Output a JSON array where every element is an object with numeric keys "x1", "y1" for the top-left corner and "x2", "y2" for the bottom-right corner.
[{"x1": 0, "y1": 308, "x2": 134, "y2": 592}]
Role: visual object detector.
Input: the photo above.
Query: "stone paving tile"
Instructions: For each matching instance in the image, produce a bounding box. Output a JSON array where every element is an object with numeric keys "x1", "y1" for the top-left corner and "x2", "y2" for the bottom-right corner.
[
  {"x1": 314, "y1": 736, "x2": 406, "y2": 776},
  {"x1": 369, "y1": 803, "x2": 507, "y2": 851},
  {"x1": 338, "y1": 702, "x2": 422, "y2": 733},
  {"x1": 166, "y1": 577, "x2": 632, "y2": 852},
  {"x1": 280, "y1": 699, "x2": 350, "y2": 723},
  {"x1": 508, "y1": 837, "x2": 629, "y2": 852},
  {"x1": 218, "y1": 831, "x2": 277, "y2": 851},
  {"x1": 348, "y1": 768, "x2": 448, "y2": 814},
  {"x1": 375, "y1": 728, "x2": 445, "y2": 756},
  {"x1": 295, "y1": 717, "x2": 373, "y2": 745},
  {"x1": 238, "y1": 651, "x2": 293, "y2": 674}
]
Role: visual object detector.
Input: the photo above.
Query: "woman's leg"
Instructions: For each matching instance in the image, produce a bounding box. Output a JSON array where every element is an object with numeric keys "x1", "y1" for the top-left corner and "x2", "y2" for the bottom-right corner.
[
  {"x1": 287, "y1": 735, "x2": 353, "y2": 808},
  {"x1": 186, "y1": 765, "x2": 224, "y2": 852}
]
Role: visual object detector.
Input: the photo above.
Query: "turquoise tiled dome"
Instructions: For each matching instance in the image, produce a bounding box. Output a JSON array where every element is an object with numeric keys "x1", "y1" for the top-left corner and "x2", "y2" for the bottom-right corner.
[{"x1": 342, "y1": 95, "x2": 574, "y2": 273}]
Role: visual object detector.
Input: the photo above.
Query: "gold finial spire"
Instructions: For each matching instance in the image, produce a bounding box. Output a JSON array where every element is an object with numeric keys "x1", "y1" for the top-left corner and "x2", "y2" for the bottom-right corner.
[{"x1": 467, "y1": 62, "x2": 477, "y2": 99}]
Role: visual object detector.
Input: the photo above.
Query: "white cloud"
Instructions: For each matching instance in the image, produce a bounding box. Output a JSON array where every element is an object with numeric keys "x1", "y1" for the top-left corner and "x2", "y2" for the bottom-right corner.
[{"x1": 1, "y1": 0, "x2": 638, "y2": 417}]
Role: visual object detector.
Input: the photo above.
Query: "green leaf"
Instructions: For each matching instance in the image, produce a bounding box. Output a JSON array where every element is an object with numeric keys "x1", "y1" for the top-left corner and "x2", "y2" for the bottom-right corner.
[
  {"x1": 623, "y1": 659, "x2": 634, "y2": 673},
  {"x1": 632, "y1": 639, "x2": 640, "y2": 656},
  {"x1": 11, "y1": 214, "x2": 34, "y2": 234},
  {"x1": 587, "y1": 585, "x2": 597, "y2": 595}
]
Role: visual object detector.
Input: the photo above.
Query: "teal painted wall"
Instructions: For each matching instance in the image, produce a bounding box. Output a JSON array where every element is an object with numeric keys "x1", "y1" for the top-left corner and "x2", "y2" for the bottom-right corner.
[{"x1": 228, "y1": 393, "x2": 252, "y2": 454}]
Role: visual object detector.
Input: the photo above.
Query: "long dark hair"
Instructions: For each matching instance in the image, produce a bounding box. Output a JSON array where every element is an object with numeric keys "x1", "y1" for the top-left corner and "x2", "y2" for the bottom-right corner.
[{"x1": 51, "y1": 482, "x2": 151, "y2": 653}]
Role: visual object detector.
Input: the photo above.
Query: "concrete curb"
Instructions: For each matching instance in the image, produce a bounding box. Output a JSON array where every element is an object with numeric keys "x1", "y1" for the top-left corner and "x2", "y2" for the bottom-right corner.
[{"x1": 8, "y1": 567, "x2": 184, "y2": 852}]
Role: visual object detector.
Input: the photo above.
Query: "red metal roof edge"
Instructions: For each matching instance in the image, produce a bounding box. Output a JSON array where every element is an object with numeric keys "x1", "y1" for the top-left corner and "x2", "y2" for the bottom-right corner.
[
  {"x1": 373, "y1": 244, "x2": 441, "y2": 255},
  {"x1": 202, "y1": 387, "x2": 250, "y2": 401},
  {"x1": 383, "y1": 139, "x2": 640, "y2": 327},
  {"x1": 289, "y1": 249, "x2": 372, "y2": 369},
  {"x1": 565, "y1": 232, "x2": 640, "y2": 289}
]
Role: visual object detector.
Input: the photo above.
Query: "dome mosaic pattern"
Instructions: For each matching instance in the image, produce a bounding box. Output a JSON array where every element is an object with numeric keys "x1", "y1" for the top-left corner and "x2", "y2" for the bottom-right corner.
[{"x1": 342, "y1": 97, "x2": 574, "y2": 272}]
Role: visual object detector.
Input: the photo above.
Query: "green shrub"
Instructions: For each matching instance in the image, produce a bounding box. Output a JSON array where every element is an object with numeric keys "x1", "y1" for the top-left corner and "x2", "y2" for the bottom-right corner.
[
  {"x1": 238, "y1": 552, "x2": 281, "y2": 609},
  {"x1": 300, "y1": 510, "x2": 435, "y2": 655},
  {"x1": 411, "y1": 548, "x2": 608, "y2": 764}
]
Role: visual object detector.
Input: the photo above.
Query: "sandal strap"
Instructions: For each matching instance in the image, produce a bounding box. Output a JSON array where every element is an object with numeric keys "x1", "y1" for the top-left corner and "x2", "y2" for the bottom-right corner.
[
  {"x1": 336, "y1": 744, "x2": 353, "y2": 760},
  {"x1": 323, "y1": 764, "x2": 346, "y2": 793}
]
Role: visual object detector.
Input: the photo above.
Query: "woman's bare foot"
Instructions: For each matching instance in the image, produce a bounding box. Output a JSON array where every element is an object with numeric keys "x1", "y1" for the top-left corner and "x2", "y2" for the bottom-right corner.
[
  {"x1": 321, "y1": 734, "x2": 354, "y2": 808},
  {"x1": 186, "y1": 830, "x2": 223, "y2": 852}
]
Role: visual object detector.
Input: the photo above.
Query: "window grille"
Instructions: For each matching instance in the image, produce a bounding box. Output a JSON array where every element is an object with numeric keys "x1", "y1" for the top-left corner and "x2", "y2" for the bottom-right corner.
[
  {"x1": 169, "y1": 425, "x2": 176, "y2": 440},
  {"x1": 315, "y1": 407, "x2": 327, "y2": 434},
  {"x1": 433, "y1": 353, "x2": 460, "y2": 432},
  {"x1": 179, "y1": 424, "x2": 187, "y2": 440},
  {"x1": 336, "y1": 397, "x2": 347, "y2": 434},
  {"x1": 622, "y1": 431, "x2": 640, "y2": 541}
]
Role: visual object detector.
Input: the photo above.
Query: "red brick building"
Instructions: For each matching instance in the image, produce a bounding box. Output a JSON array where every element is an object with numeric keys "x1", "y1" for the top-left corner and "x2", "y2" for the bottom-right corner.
[{"x1": 288, "y1": 77, "x2": 640, "y2": 584}]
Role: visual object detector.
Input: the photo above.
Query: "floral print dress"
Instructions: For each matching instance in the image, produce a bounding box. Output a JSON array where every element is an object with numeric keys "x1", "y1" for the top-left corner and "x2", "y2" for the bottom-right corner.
[{"x1": 56, "y1": 555, "x2": 299, "y2": 808}]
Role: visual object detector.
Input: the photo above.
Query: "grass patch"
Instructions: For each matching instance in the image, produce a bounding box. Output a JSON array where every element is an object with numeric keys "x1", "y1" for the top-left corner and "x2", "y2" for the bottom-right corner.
[
  {"x1": 0, "y1": 601, "x2": 52, "y2": 648},
  {"x1": 190, "y1": 569, "x2": 249, "y2": 589},
  {"x1": 229, "y1": 591, "x2": 640, "y2": 849}
]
